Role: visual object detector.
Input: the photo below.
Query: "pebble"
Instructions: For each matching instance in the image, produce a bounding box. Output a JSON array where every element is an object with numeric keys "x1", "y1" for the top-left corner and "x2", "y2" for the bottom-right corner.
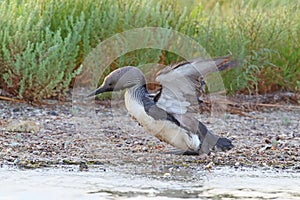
[
  {"x1": 33, "y1": 151, "x2": 40, "y2": 155},
  {"x1": 41, "y1": 152, "x2": 47, "y2": 157},
  {"x1": 205, "y1": 162, "x2": 213, "y2": 170},
  {"x1": 48, "y1": 111, "x2": 59, "y2": 116},
  {"x1": 234, "y1": 162, "x2": 240, "y2": 168},
  {"x1": 125, "y1": 140, "x2": 131, "y2": 144},
  {"x1": 13, "y1": 158, "x2": 20, "y2": 165},
  {"x1": 10, "y1": 142, "x2": 21, "y2": 147},
  {"x1": 12, "y1": 108, "x2": 21, "y2": 112},
  {"x1": 79, "y1": 162, "x2": 89, "y2": 171},
  {"x1": 142, "y1": 147, "x2": 148, "y2": 152},
  {"x1": 64, "y1": 141, "x2": 71, "y2": 149},
  {"x1": 0, "y1": 100, "x2": 299, "y2": 171}
]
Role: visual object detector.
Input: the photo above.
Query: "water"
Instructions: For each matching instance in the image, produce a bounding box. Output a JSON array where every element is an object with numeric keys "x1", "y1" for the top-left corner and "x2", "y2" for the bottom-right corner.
[{"x1": 0, "y1": 165, "x2": 299, "y2": 199}]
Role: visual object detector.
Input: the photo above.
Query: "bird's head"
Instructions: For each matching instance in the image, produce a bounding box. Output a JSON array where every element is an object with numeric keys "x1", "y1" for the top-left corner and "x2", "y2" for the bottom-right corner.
[{"x1": 87, "y1": 66, "x2": 145, "y2": 97}]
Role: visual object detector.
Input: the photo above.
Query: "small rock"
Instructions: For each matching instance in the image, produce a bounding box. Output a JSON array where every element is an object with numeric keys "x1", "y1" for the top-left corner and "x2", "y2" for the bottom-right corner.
[
  {"x1": 293, "y1": 165, "x2": 300, "y2": 170},
  {"x1": 36, "y1": 145, "x2": 44, "y2": 150},
  {"x1": 213, "y1": 157, "x2": 220, "y2": 164},
  {"x1": 234, "y1": 162, "x2": 240, "y2": 168},
  {"x1": 48, "y1": 111, "x2": 59, "y2": 116},
  {"x1": 6, "y1": 120, "x2": 41, "y2": 133},
  {"x1": 142, "y1": 147, "x2": 148, "y2": 152},
  {"x1": 64, "y1": 141, "x2": 71, "y2": 149},
  {"x1": 33, "y1": 150, "x2": 40, "y2": 155},
  {"x1": 6, "y1": 148, "x2": 12, "y2": 153},
  {"x1": 276, "y1": 135, "x2": 285, "y2": 140},
  {"x1": 116, "y1": 144, "x2": 122, "y2": 147},
  {"x1": 265, "y1": 138, "x2": 271, "y2": 144},
  {"x1": 125, "y1": 140, "x2": 131, "y2": 144},
  {"x1": 10, "y1": 142, "x2": 21, "y2": 147},
  {"x1": 259, "y1": 144, "x2": 272, "y2": 153},
  {"x1": 205, "y1": 162, "x2": 214, "y2": 170},
  {"x1": 79, "y1": 162, "x2": 88, "y2": 171},
  {"x1": 13, "y1": 158, "x2": 20, "y2": 165},
  {"x1": 12, "y1": 108, "x2": 21, "y2": 112}
]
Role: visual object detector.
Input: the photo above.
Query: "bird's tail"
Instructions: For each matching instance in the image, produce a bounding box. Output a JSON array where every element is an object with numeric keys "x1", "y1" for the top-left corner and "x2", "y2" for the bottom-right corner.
[
  {"x1": 197, "y1": 121, "x2": 234, "y2": 154},
  {"x1": 215, "y1": 137, "x2": 234, "y2": 151}
]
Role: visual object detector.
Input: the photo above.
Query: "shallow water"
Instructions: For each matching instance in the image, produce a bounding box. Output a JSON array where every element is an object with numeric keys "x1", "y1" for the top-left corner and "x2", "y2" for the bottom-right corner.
[{"x1": 1, "y1": 165, "x2": 299, "y2": 200}]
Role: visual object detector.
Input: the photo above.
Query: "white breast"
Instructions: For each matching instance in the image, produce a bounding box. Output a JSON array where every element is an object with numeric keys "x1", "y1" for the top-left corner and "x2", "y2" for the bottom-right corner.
[{"x1": 124, "y1": 90, "x2": 201, "y2": 151}]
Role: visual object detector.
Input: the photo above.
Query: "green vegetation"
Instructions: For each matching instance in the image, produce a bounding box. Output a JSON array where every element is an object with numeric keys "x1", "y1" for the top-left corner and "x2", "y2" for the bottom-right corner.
[{"x1": 0, "y1": 0, "x2": 299, "y2": 102}]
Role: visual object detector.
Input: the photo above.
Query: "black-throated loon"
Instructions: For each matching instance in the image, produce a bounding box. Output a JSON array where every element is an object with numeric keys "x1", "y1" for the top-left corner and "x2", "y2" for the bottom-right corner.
[{"x1": 88, "y1": 56, "x2": 235, "y2": 154}]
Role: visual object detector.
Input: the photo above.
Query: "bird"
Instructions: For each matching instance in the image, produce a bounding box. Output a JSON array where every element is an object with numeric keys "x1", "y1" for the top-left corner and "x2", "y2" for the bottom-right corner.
[{"x1": 88, "y1": 56, "x2": 235, "y2": 155}]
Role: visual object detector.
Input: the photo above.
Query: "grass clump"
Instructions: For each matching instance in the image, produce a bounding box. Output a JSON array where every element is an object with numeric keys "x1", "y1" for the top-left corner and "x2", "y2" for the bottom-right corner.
[
  {"x1": 0, "y1": 0, "x2": 85, "y2": 101},
  {"x1": 188, "y1": 0, "x2": 300, "y2": 94},
  {"x1": 0, "y1": 0, "x2": 299, "y2": 102}
]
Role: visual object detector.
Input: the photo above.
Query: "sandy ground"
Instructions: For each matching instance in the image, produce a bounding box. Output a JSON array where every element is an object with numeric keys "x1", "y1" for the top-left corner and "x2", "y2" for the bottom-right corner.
[{"x1": 0, "y1": 99, "x2": 299, "y2": 174}]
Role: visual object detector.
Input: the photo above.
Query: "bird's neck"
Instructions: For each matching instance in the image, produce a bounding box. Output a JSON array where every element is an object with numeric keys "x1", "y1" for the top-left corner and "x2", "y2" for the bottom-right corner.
[
  {"x1": 124, "y1": 84, "x2": 150, "y2": 120},
  {"x1": 126, "y1": 84, "x2": 150, "y2": 104}
]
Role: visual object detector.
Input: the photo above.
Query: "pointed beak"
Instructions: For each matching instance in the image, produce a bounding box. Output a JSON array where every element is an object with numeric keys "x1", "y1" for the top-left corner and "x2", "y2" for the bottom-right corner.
[{"x1": 86, "y1": 86, "x2": 106, "y2": 97}]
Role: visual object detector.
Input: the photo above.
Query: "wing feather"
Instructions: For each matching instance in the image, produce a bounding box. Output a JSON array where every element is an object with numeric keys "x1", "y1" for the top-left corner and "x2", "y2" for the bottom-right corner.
[{"x1": 155, "y1": 56, "x2": 232, "y2": 114}]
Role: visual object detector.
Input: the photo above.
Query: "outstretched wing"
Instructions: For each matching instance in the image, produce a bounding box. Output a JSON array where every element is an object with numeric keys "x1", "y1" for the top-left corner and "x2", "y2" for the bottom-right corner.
[{"x1": 155, "y1": 56, "x2": 232, "y2": 114}]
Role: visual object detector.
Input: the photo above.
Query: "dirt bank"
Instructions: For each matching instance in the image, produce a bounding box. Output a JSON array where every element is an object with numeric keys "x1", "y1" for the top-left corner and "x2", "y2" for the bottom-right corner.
[{"x1": 0, "y1": 99, "x2": 299, "y2": 174}]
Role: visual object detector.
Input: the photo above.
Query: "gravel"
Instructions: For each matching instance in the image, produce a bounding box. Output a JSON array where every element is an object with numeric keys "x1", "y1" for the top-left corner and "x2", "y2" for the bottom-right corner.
[{"x1": 0, "y1": 99, "x2": 299, "y2": 173}]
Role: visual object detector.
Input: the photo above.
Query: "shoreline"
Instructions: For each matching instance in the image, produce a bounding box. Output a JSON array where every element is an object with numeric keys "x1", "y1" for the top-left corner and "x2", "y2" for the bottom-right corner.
[{"x1": 0, "y1": 99, "x2": 299, "y2": 172}]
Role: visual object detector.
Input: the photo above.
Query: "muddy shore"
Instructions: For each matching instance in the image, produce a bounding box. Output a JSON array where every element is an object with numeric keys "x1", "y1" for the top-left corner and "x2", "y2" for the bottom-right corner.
[{"x1": 0, "y1": 99, "x2": 299, "y2": 174}]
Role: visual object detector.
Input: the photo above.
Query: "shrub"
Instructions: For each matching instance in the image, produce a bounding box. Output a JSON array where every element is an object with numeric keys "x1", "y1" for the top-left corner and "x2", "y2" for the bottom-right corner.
[
  {"x1": 0, "y1": 0, "x2": 85, "y2": 101},
  {"x1": 0, "y1": 0, "x2": 299, "y2": 102}
]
